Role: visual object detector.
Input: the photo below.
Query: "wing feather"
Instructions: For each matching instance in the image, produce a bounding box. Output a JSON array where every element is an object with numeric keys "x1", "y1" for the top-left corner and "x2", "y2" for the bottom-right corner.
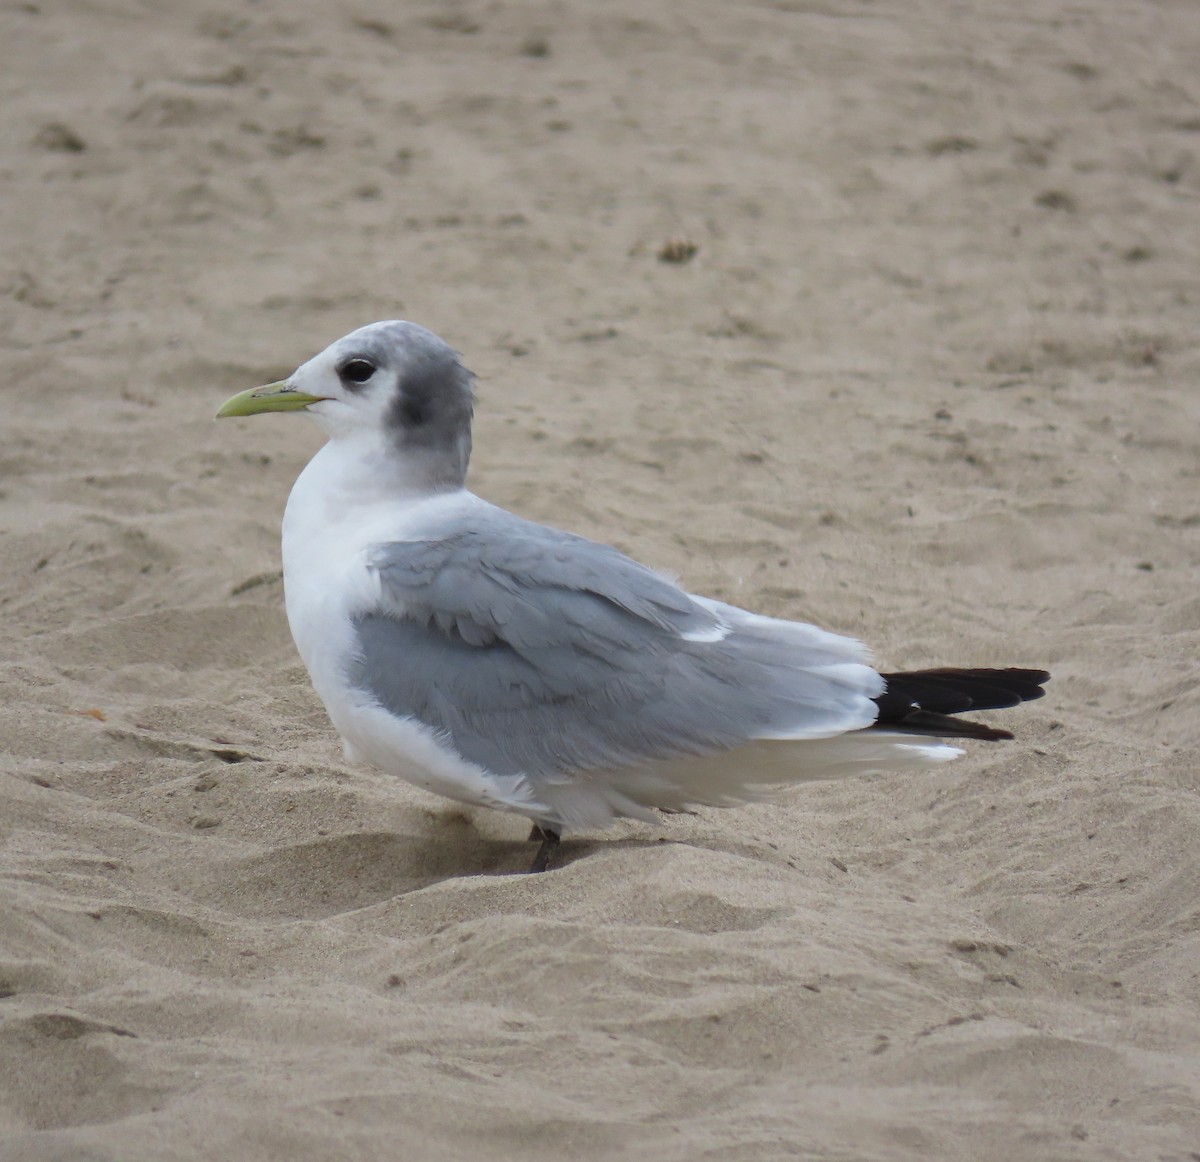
[{"x1": 348, "y1": 511, "x2": 881, "y2": 779}]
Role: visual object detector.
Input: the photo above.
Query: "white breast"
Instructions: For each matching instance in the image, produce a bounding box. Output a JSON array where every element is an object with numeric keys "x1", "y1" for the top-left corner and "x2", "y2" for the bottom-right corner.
[
  {"x1": 278, "y1": 438, "x2": 545, "y2": 815},
  {"x1": 280, "y1": 438, "x2": 472, "y2": 686}
]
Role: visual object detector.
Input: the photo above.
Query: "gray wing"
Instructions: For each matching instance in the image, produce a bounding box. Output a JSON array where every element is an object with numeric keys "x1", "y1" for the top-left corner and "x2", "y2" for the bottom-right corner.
[{"x1": 349, "y1": 512, "x2": 879, "y2": 779}]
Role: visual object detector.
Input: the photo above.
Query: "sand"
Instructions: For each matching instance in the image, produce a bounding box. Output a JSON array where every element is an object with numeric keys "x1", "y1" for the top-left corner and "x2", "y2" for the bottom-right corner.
[{"x1": 2, "y1": 0, "x2": 1199, "y2": 1158}]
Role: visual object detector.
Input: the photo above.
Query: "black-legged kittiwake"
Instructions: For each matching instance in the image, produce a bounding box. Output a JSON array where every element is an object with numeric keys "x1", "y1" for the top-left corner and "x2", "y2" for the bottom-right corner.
[{"x1": 216, "y1": 321, "x2": 1048, "y2": 872}]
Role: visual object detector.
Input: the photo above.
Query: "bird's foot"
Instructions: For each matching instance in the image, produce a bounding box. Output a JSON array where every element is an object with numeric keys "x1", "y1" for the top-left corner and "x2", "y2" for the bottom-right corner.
[{"x1": 527, "y1": 824, "x2": 561, "y2": 874}]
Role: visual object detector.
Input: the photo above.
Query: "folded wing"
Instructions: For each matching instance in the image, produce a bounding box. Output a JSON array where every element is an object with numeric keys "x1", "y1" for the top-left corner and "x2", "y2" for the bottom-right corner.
[{"x1": 347, "y1": 510, "x2": 883, "y2": 781}]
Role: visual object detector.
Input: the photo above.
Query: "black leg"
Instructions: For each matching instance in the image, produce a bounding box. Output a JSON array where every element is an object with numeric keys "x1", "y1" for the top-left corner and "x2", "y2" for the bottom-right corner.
[{"x1": 527, "y1": 824, "x2": 561, "y2": 874}]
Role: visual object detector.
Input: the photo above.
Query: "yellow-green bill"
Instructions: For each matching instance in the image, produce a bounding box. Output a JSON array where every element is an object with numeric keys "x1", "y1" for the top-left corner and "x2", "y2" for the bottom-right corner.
[{"x1": 215, "y1": 381, "x2": 324, "y2": 418}]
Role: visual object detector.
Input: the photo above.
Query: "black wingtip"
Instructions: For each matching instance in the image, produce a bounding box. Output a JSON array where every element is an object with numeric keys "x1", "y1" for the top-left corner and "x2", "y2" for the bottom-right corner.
[{"x1": 873, "y1": 667, "x2": 1048, "y2": 740}]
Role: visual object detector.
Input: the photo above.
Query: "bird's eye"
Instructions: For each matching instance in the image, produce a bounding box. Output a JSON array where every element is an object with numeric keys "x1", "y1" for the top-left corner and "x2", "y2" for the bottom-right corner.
[{"x1": 340, "y1": 359, "x2": 376, "y2": 384}]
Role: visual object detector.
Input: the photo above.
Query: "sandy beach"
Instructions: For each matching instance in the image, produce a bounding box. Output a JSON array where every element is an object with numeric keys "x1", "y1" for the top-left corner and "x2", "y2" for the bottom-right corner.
[{"x1": 2, "y1": 0, "x2": 1199, "y2": 1158}]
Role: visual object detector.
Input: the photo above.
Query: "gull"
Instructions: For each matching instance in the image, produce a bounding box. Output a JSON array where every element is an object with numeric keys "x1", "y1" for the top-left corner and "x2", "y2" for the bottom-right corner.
[{"x1": 216, "y1": 321, "x2": 1048, "y2": 872}]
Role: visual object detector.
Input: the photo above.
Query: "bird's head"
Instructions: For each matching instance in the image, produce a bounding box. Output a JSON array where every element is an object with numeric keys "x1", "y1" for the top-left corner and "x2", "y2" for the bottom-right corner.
[{"x1": 216, "y1": 320, "x2": 476, "y2": 490}]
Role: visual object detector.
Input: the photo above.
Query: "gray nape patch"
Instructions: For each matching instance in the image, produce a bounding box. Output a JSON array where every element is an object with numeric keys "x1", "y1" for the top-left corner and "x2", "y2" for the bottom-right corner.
[
  {"x1": 375, "y1": 323, "x2": 475, "y2": 489},
  {"x1": 385, "y1": 347, "x2": 474, "y2": 446}
]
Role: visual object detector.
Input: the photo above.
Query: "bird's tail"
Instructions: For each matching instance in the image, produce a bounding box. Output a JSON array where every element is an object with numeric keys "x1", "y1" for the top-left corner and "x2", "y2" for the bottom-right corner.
[{"x1": 872, "y1": 667, "x2": 1050, "y2": 740}]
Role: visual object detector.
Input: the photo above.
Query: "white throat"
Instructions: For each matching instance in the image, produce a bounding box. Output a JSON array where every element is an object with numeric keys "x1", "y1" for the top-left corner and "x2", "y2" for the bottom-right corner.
[{"x1": 282, "y1": 430, "x2": 467, "y2": 550}]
